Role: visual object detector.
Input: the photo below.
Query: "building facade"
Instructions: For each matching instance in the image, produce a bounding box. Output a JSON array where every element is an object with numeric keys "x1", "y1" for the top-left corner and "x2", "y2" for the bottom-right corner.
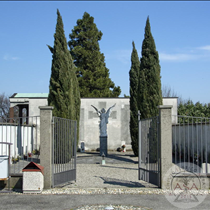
[{"x1": 9, "y1": 93, "x2": 178, "y2": 150}]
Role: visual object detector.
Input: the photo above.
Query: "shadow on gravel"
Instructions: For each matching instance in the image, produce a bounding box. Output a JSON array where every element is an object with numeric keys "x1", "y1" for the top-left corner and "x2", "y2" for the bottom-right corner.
[
  {"x1": 101, "y1": 165, "x2": 138, "y2": 170},
  {"x1": 105, "y1": 154, "x2": 138, "y2": 164},
  {"x1": 77, "y1": 152, "x2": 138, "y2": 164},
  {"x1": 95, "y1": 176, "x2": 146, "y2": 188}
]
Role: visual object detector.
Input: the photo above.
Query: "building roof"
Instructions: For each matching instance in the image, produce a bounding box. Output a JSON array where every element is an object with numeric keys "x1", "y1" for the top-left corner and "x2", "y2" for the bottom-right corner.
[
  {"x1": 11, "y1": 93, "x2": 48, "y2": 98},
  {"x1": 10, "y1": 93, "x2": 178, "y2": 99}
]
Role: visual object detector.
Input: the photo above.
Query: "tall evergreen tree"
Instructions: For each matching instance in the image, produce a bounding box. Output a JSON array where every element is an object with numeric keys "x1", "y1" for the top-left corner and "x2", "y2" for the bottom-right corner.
[
  {"x1": 48, "y1": 9, "x2": 80, "y2": 121},
  {"x1": 68, "y1": 12, "x2": 121, "y2": 97},
  {"x1": 129, "y1": 41, "x2": 140, "y2": 156},
  {"x1": 48, "y1": 10, "x2": 81, "y2": 161},
  {"x1": 138, "y1": 17, "x2": 162, "y2": 119}
]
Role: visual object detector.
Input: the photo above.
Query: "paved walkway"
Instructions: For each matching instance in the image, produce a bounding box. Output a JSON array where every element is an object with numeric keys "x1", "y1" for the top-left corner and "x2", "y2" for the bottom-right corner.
[{"x1": 2, "y1": 194, "x2": 210, "y2": 210}]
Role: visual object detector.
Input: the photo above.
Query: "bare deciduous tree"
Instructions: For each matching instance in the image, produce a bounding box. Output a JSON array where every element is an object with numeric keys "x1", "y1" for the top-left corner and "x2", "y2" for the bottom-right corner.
[
  {"x1": 0, "y1": 93, "x2": 19, "y2": 122},
  {"x1": 161, "y1": 85, "x2": 188, "y2": 105},
  {"x1": 0, "y1": 93, "x2": 10, "y2": 122},
  {"x1": 162, "y1": 85, "x2": 178, "y2": 97}
]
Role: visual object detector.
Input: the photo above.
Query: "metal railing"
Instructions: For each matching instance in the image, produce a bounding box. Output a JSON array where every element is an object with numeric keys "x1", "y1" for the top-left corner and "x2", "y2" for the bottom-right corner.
[
  {"x1": 172, "y1": 115, "x2": 210, "y2": 174},
  {"x1": 139, "y1": 114, "x2": 160, "y2": 187},
  {"x1": 52, "y1": 117, "x2": 77, "y2": 187},
  {"x1": 0, "y1": 116, "x2": 40, "y2": 175}
]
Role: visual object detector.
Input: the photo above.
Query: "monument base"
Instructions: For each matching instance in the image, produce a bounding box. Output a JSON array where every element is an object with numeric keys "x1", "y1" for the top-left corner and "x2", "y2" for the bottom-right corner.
[{"x1": 100, "y1": 136, "x2": 107, "y2": 156}]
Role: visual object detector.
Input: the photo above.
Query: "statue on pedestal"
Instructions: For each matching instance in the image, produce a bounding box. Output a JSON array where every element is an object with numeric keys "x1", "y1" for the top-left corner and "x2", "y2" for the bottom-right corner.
[{"x1": 91, "y1": 104, "x2": 116, "y2": 137}]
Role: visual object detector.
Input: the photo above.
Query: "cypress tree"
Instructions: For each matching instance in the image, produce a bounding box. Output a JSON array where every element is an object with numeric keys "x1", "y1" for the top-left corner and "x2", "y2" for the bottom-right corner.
[
  {"x1": 138, "y1": 17, "x2": 162, "y2": 119},
  {"x1": 129, "y1": 41, "x2": 140, "y2": 156},
  {"x1": 68, "y1": 12, "x2": 121, "y2": 97},
  {"x1": 48, "y1": 10, "x2": 81, "y2": 162},
  {"x1": 48, "y1": 9, "x2": 80, "y2": 120}
]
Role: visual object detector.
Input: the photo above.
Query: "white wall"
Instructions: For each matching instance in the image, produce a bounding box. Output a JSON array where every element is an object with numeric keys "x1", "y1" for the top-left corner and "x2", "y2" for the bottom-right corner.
[
  {"x1": 79, "y1": 98, "x2": 131, "y2": 151},
  {"x1": 10, "y1": 97, "x2": 48, "y2": 117},
  {"x1": 0, "y1": 123, "x2": 39, "y2": 157},
  {"x1": 9, "y1": 96, "x2": 178, "y2": 151},
  {"x1": 29, "y1": 98, "x2": 48, "y2": 116},
  {"x1": 79, "y1": 97, "x2": 178, "y2": 151},
  {"x1": 163, "y1": 98, "x2": 178, "y2": 124}
]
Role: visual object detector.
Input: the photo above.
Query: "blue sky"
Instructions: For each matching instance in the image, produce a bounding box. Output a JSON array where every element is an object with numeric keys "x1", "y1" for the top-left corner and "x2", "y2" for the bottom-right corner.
[{"x1": 1, "y1": 1, "x2": 210, "y2": 104}]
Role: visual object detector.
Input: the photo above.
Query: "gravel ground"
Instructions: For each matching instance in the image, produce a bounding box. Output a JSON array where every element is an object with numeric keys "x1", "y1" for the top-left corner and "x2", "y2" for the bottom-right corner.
[
  {"x1": 50, "y1": 151, "x2": 157, "y2": 190},
  {"x1": 42, "y1": 151, "x2": 157, "y2": 196},
  {"x1": 2, "y1": 152, "x2": 210, "y2": 210},
  {"x1": 73, "y1": 204, "x2": 152, "y2": 210},
  {"x1": 41, "y1": 151, "x2": 210, "y2": 195},
  {"x1": 63, "y1": 163, "x2": 157, "y2": 189}
]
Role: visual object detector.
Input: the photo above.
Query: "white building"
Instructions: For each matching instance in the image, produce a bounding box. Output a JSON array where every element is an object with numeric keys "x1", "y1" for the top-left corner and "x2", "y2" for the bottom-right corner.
[{"x1": 9, "y1": 93, "x2": 178, "y2": 150}]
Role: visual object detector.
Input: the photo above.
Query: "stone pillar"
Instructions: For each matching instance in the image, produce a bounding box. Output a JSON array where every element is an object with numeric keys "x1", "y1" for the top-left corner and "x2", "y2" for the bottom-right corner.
[
  {"x1": 158, "y1": 105, "x2": 173, "y2": 189},
  {"x1": 39, "y1": 106, "x2": 54, "y2": 189}
]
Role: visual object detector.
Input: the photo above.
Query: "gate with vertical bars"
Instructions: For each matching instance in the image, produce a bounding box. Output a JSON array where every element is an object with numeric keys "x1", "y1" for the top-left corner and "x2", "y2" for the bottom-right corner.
[
  {"x1": 52, "y1": 117, "x2": 77, "y2": 187},
  {"x1": 138, "y1": 112, "x2": 160, "y2": 187},
  {"x1": 172, "y1": 115, "x2": 210, "y2": 174}
]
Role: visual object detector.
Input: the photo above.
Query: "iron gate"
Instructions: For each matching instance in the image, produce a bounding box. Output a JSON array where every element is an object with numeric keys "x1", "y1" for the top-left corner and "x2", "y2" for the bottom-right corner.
[
  {"x1": 172, "y1": 115, "x2": 210, "y2": 174},
  {"x1": 138, "y1": 112, "x2": 160, "y2": 187},
  {"x1": 52, "y1": 117, "x2": 77, "y2": 187}
]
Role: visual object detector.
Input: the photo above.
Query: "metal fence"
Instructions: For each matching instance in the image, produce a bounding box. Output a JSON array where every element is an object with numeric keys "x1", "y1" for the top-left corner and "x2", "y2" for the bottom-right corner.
[
  {"x1": 172, "y1": 115, "x2": 210, "y2": 174},
  {"x1": 52, "y1": 117, "x2": 77, "y2": 187},
  {"x1": 0, "y1": 116, "x2": 40, "y2": 175},
  {"x1": 139, "y1": 114, "x2": 160, "y2": 187}
]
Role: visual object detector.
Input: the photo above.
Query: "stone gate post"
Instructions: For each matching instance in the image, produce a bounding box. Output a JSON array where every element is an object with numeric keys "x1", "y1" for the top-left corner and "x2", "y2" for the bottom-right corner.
[
  {"x1": 39, "y1": 106, "x2": 53, "y2": 189},
  {"x1": 158, "y1": 105, "x2": 173, "y2": 189}
]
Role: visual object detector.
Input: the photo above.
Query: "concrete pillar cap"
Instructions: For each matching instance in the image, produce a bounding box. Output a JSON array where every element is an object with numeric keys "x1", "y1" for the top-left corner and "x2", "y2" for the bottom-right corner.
[
  {"x1": 39, "y1": 106, "x2": 54, "y2": 110},
  {"x1": 157, "y1": 105, "x2": 173, "y2": 109}
]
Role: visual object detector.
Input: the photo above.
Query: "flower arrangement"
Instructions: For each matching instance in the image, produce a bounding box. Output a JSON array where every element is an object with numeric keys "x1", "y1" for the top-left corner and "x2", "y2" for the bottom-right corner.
[
  {"x1": 122, "y1": 144, "x2": 126, "y2": 152},
  {"x1": 12, "y1": 156, "x2": 20, "y2": 163},
  {"x1": 12, "y1": 156, "x2": 15, "y2": 163},
  {"x1": 117, "y1": 145, "x2": 126, "y2": 152},
  {"x1": 32, "y1": 149, "x2": 40, "y2": 155},
  {"x1": 117, "y1": 147, "x2": 122, "y2": 152}
]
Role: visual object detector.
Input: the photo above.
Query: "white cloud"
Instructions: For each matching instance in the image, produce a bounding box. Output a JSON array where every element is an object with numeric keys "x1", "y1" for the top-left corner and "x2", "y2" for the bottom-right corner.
[
  {"x1": 115, "y1": 50, "x2": 131, "y2": 64},
  {"x1": 159, "y1": 53, "x2": 196, "y2": 62},
  {"x1": 106, "y1": 49, "x2": 140, "y2": 65},
  {"x1": 3, "y1": 54, "x2": 19, "y2": 61},
  {"x1": 12, "y1": 57, "x2": 19, "y2": 60},
  {"x1": 3, "y1": 55, "x2": 9, "y2": 60},
  {"x1": 107, "y1": 46, "x2": 210, "y2": 64},
  {"x1": 197, "y1": 45, "x2": 210, "y2": 51}
]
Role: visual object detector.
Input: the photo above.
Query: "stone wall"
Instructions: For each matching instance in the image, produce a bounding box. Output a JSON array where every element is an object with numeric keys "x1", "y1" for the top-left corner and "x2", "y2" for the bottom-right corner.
[
  {"x1": 79, "y1": 98, "x2": 131, "y2": 151},
  {"x1": 79, "y1": 98, "x2": 178, "y2": 151}
]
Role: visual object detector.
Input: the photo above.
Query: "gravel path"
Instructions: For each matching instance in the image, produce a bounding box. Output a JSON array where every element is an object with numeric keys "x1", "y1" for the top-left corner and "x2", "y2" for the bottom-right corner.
[
  {"x1": 43, "y1": 151, "x2": 157, "y2": 196},
  {"x1": 4, "y1": 152, "x2": 210, "y2": 210},
  {"x1": 53, "y1": 151, "x2": 156, "y2": 189},
  {"x1": 63, "y1": 163, "x2": 156, "y2": 189},
  {"x1": 41, "y1": 151, "x2": 210, "y2": 196}
]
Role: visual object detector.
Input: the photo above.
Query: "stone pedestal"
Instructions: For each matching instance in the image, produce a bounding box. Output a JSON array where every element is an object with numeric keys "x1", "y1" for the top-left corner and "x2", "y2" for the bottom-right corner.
[
  {"x1": 22, "y1": 171, "x2": 44, "y2": 193},
  {"x1": 22, "y1": 162, "x2": 44, "y2": 193},
  {"x1": 100, "y1": 136, "x2": 107, "y2": 156}
]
